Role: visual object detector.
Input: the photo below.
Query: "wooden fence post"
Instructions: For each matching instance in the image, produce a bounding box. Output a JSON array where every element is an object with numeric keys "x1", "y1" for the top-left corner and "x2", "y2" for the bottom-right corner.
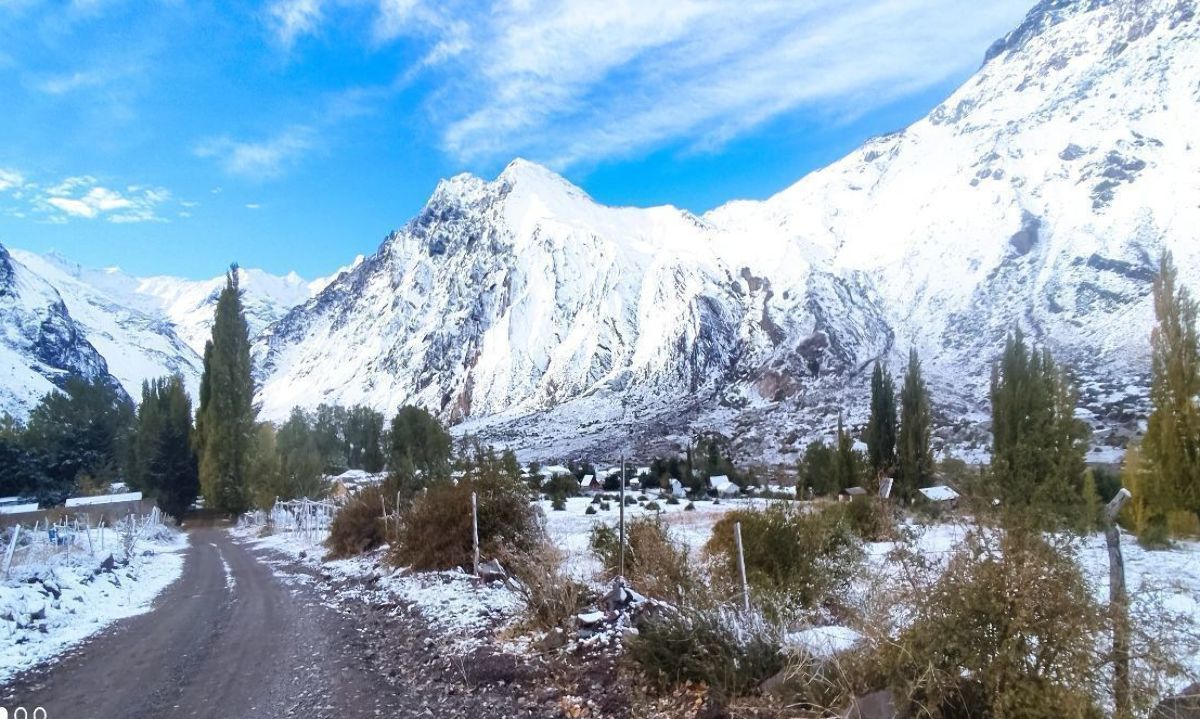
[
  {"x1": 1105, "y1": 488, "x2": 1132, "y2": 719},
  {"x1": 735, "y1": 521, "x2": 750, "y2": 612},
  {"x1": 471, "y1": 491, "x2": 480, "y2": 577},
  {"x1": 619, "y1": 455, "x2": 626, "y2": 580},
  {"x1": 3, "y1": 524, "x2": 21, "y2": 578}
]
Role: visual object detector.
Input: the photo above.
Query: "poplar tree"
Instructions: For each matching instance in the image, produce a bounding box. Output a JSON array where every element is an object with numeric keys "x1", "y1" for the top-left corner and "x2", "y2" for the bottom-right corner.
[
  {"x1": 196, "y1": 265, "x2": 256, "y2": 514},
  {"x1": 832, "y1": 415, "x2": 862, "y2": 491},
  {"x1": 896, "y1": 348, "x2": 934, "y2": 502},
  {"x1": 865, "y1": 361, "x2": 898, "y2": 476},
  {"x1": 1141, "y1": 251, "x2": 1200, "y2": 541},
  {"x1": 990, "y1": 328, "x2": 1088, "y2": 525},
  {"x1": 131, "y1": 375, "x2": 198, "y2": 519}
]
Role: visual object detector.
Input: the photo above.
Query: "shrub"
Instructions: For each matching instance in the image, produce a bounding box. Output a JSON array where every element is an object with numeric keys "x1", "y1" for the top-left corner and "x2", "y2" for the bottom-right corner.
[
  {"x1": 842, "y1": 497, "x2": 890, "y2": 541},
  {"x1": 392, "y1": 469, "x2": 542, "y2": 571},
  {"x1": 551, "y1": 495, "x2": 566, "y2": 511},
  {"x1": 666, "y1": 495, "x2": 680, "y2": 505},
  {"x1": 874, "y1": 530, "x2": 1105, "y2": 718},
  {"x1": 502, "y1": 542, "x2": 589, "y2": 632},
  {"x1": 644, "y1": 501, "x2": 661, "y2": 511},
  {"x1": 590, "y1": 495, "x2": 602, "y2": 504},
  {"x1": 627, "y1": 605, "x2": 783, "y2": 699},
  {"x1": 326, "y1": 487, "x2": 388, "y2": 558},
  {"x1": 590, "y1": 517, "x2": 697, "y2": 604},
  {"x1": 704, "y1": 504, "x2": 862, "y2": 617},
  {"x1": 684, "y1": 502, "x2": 695, "y2": 511},
  {"x1": 585, "y1": 505, "x2": 597, "y2": 515},
  {"x1": 600, "y1": 501, "x2": 611, "y2": 511},
  {"x1": 624, "y1": 496, "x2": 637, "y2": 506},
  {"x1": 543, "y1": 473, "x2": 579, "y2": 499}
]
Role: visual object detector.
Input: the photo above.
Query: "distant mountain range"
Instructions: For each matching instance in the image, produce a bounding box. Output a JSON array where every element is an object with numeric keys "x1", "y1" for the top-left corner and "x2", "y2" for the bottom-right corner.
[{"x1": 3, "y1": 0, "x2": 1197, "y2": 462}]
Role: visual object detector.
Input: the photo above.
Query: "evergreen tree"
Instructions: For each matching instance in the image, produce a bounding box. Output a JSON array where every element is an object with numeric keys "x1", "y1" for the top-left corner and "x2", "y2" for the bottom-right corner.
[
  {"x1": 345, "y1": 405, "x2": 385, "y2": 472},
  {"x1": 1141, "y1": 251, "x2": 1200, "y2": 540},
  {"x1": 896, "y1": 348, "x2": 934, "y2": 502},
  {"x1": 130, "y1": 376, "x2": 199, "y2": 520},
  {"x1": 388, "y1": 405, "x2": 451, "y2": 495},
  {"x1": 989, "y1": 327, "x2": 1088, "y2": 524},
  {"x1": 23, "y1": 376, "x2": 133, "y2": 504},
  {"x1": 865, "y1": 361, "x2": 898, "y2": 476},
  {"x1": 248, "y1": 423, "x2": 284, "y2": 509},
  {"x1": 196, "y1": 265, "x2": 256, "y2": 514},
  {"x1": 831, "y1": 415, "x2": 863, "y2": 491},
  {"x1": 277, "y1": 407, "x2": 327, "y2": 499},
  {"x1": 798, "y1": 440, "x2": 836, "y2": 496}
]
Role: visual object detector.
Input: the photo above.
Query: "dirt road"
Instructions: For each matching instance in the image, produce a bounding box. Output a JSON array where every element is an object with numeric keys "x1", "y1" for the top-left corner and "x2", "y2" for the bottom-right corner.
[{"x1": 1, "y1": 528, "x2": 426, "y2": 719}]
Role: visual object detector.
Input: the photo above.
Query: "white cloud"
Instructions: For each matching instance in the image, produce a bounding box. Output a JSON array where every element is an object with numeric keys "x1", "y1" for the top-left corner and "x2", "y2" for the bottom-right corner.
[
  {"x1": 245, "y1": 203, "x2": 262, "y2": 209},
  {"x1": 32, "y1": 176, "x2": 171, "y2": 222},
  {"x1": 0, "y1": 168, "x2": 26, "y2": 192},
  {"x1": 194, "y1": 126, "x2": 317, "y2": 180},
  {"x1": 268, "y1": 0, "x2": 325, "y2": 46},
  {"x1": 281, "y1": 0, "x2": 1031, "y2": 168}
]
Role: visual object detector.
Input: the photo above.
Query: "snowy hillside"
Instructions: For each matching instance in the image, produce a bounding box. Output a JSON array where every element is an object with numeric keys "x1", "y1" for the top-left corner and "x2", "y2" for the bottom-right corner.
[
  {"x1": 255, "y1": 0, "x2": 1200, "y2": 461},
  {"x1": 0, "y1": 244, "x2": 120, "y2": 417},
  {"x1": 0, "y1": 245, "x2": 320, "y2": 418}
]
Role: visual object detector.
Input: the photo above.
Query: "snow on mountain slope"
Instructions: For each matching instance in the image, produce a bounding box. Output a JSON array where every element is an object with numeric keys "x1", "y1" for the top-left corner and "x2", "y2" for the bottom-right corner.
[
  {"x1": 254, "y1": 0, "x2": 1199, "y2": 461},
  {"x1": 0, "y1": 244, "x2": 122, "y2": 417},
  {"x1": 0, "y1": 248, "x2": 320, "y2": 418},
  {"x1": 10, "y1": 250, "x2": 205, "y2": 402}
]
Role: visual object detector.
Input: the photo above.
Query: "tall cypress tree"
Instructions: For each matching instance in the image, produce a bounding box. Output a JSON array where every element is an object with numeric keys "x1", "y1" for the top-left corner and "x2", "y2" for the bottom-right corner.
[
  {"x1": 865, "y1": 361, "x2": 898, "y2": 476},
  {"x1": 896, "y1": 348, "x2": 934, "y2": 502},
  {"x1": 990, "y1": 327, "x2": 1088, "y2": 525},
  {"x1": 832, "y1": 415, "x2": 862, "y2": 491},
  {"x1": 132, "y1": 375, "x2": 199, "y2": 519},
  {"x1": 1142, "y1": 251, "x2": 1200, "y2": 539},
  {"x1": 196, "y1": 265, "x2": 256, "y2": 514}
]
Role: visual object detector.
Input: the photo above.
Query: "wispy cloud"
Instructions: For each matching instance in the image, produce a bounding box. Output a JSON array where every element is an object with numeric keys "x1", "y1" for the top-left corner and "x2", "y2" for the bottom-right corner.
[
  {"x1": 0, "y1": 169, "x2": 174, "y2": 223},
  {"x1": 268, "y1": 0, "x2": 325, "y2": 46},
  {"x1": 270, "y1": 0, "x2": 1030, "y2": 169},
  {"x1": 194, "y1": 125, "x2": 318, "y2": 180}
]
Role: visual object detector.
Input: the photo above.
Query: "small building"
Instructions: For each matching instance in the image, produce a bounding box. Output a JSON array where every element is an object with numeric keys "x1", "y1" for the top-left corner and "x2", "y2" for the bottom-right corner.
[
  {"x1": 539, "y1": 465, "x2": 572, "y2": 479},
  {"x1": 665, "y1": 478, "x2": 687, "y2": 498},
  {"x1": 579, "y1": 474, "x2": 603, "y2": 494},
  {"x1": 709, "y1": 475, "x2": 740, "y2": 497},
  {"x1": 839, "y1": 486, "x2": 868, "y2": 502},
  {"x1": 918, "y1": 485, "x2": 960, "y2": 503}
]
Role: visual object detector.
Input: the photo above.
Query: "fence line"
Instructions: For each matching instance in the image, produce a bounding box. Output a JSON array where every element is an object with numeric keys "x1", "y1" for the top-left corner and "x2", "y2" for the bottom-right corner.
[
  {"x1": 239, "y1": 498, "x2": 336, "y2": 544},
  {"x1": 2, "y1": 508, "x2": 164, "y2": 578}
]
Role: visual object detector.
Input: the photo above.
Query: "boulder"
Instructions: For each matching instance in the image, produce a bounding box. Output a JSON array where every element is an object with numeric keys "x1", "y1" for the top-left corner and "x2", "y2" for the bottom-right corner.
[{"x1": 478, "y1": 559, "x2": 507, "y2": 581}]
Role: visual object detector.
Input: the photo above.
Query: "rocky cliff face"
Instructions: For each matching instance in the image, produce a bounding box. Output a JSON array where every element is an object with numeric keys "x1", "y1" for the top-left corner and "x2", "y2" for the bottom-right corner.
[
  {"x1": 0, "y1": 243, "x2": 123, "y2": 415},
  {"x1": 254, "y1": 0, "x2": 1199, "y2": 461}
]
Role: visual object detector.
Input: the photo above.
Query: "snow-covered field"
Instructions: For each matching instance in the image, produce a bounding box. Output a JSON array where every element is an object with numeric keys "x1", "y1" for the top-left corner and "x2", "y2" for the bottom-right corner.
[
  {"x1": 0, "y1": 525, "x2": 188, "y2": 682},
  {"x1": 234, "y1": 494, "x2": 1200, "y2": 691}
]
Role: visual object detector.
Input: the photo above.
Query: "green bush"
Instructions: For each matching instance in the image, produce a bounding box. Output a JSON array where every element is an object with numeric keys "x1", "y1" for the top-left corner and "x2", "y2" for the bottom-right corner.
[
  {"x1": 704, "y1": 504, "x2": 862, "y2": 617},
  {"x1": 841, "y1": 497, "x2": 890, "y2": 541},
  {"x1": 666, "y1": 495, "x2": 680, "y2": 505},
  {"x1": 326, "y1": 487, "x2": 388, "y2": 558},
  {"x1": 502, "y1": 542, "x2": 589, "y2": 632},
  {"x1": 627, "y1": 605, "x2": 783, "y2": 699},
  {"x1": 585, "y1": 504, "x2": 597, "y2": 515},
  {"x1": 875, "y1": 531, "x2": 1105, "y2": 719},
  {"x1": 590, "y1": 516, "x2": 697, "y2": 604},
  {"x1": 392, "y1": 468, "x2": 542, "y2": 571},
  {"x1": 551, "y1": 495, "x2": 566, "y2": 511},
  {"x1": 644, "y1": 501, "x2": 661, "y2": 511},
  {"x1": 684, "y1": 501, "x2": 695, "y2": 511}
]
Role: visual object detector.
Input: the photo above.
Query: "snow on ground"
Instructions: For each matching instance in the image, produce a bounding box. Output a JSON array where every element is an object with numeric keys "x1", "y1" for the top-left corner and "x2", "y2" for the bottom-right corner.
[
  {"x1": 0, "y1": 525, "x2": 188, "y2": 682},
  {"x1": 230, "y1": 523, "x2": 521, "y2": 654},
  {"x1": 539, "y1": 494, "x2": 770, "y2": 583}
]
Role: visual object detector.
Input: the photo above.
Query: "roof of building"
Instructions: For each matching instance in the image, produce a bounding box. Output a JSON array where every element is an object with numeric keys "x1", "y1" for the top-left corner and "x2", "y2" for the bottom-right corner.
[
  {"x1": 918, "y1": 485, "x2": 960, "y2": 502},
  {"x1": 0, "y1": 502, "x2": 39, "y2": 514},
  {"x1": 709, "y1": 475, "x2": 731, "y2": 489},
  {"x1": 64, "y1": 491, "x2": 143, "y2": 507}
]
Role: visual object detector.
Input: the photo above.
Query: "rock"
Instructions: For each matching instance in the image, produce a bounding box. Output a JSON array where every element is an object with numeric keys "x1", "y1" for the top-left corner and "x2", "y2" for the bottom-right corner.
[
  {"x1": 1152, "y1": 683, "x2": 1200, "y2": 719},
  {"x1": 477, "y1": 559, "x2": 506, "y2": 581},
  {"x1": 28, "y1": 604, "x2": 46, "y2": 621},
  {"x1": 840, "y1": 689, "x2": 898, "y2": 719},
  {"x1": 299, "y1": 550, "x2": 307, "y2": 559},
  {"x1": 576, "y1": 611, "x2": 605, "y2": 626},
  {"x1": 760, "y1": 668, "x2": 792, "y2": 699},
  {"x1": 535, "y1": 628, "x2": 566, "y2": 652},
  {"x1": 97, "y1": 554, "x2": 117, "y2": 573}
]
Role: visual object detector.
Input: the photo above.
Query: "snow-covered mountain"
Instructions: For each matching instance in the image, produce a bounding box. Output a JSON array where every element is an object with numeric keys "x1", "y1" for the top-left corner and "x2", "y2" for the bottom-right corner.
[
  {"x1": 0, "y1": 245, "x2": 322, "y2": 417},
  {"x1": 255, "y1": 0, "x2": 1200, "y2": 461},
  {"x1": 0, "y1": 244, "x2": 122, "y2": 417}
]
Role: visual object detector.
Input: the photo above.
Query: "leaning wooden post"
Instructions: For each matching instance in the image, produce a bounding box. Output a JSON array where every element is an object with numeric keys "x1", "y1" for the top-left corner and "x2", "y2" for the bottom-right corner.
[
  {"x1": 471, "y1": 491, "x2": 480, "y2": 577},
  {"x1": 1105, "y1": 488, "x2": 1132, "y2": 719},
  {"x1": 735, "y1": 521, "x2": 750, "y2": 612},
  {"x1": 619, "y1": 454, "x2": 626, "y2": 580},
  {"x1": 3, "y1": 524, "x2": 21, "y2": 578}
]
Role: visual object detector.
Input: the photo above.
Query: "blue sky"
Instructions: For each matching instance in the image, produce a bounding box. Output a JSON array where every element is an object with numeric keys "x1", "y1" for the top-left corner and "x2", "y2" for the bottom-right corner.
[{"x1": 0, "y1": 0, "x2": 1031, "y2": 280}]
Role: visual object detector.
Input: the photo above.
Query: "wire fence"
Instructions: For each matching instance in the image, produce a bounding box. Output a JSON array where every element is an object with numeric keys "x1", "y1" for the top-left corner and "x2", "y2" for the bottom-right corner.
[
  {"x1": 2, "y1": 507, "x2": 165, "y2": 578},
  {"x1": 239, "y1": 498, "x2": 336, "y2": 545}
]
